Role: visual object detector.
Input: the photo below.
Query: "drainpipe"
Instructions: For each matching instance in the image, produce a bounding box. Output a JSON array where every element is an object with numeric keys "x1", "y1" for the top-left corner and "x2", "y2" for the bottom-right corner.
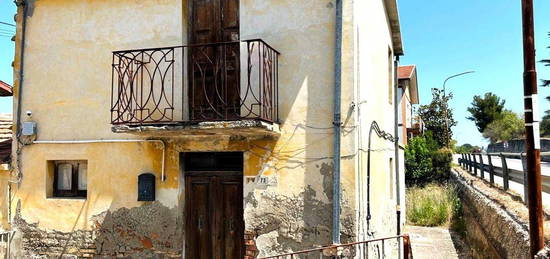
[
  {"x1": 332, "y1": 0, "x2": 343, "y2": 245},
  {"x1": 393, "y1": 56, "x2": 402, "y2": 257}
]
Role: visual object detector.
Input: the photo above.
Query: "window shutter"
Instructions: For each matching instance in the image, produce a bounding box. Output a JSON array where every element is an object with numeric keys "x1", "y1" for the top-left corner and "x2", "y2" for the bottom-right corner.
[
  {"x1": 78, "y1": 163, "x2": 87, "y2": 190},
  {"x1": 57, "y1": 163, "x2": 72, "y2": 190}
]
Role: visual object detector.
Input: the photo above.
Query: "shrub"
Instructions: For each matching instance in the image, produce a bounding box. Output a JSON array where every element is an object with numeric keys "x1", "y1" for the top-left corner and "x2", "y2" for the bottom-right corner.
[
  {"x1": 432, "y1": 148, "x2": 453, "y2": 180},
  {"x1": 406, "y1": 184, "x2": 461, "y2": 227},
  {"x1": 405, "y1": 136, "x2": 433, "y2": 183},
  {"x1": 405, "y1": 133, "x2": 453, "y2": 184}
]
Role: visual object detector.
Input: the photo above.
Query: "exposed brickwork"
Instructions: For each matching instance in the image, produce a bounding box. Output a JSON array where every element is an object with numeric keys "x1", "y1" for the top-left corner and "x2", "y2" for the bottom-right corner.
[
  {"x1": 244, "y1": 231, "x2": 258, "y2": 259},
  {"x1": 11, "y1": 201, "x2": 182, "y2": 258},
  {"x1": 13, "y1": 214, "x2": 97, "y2": 258}
]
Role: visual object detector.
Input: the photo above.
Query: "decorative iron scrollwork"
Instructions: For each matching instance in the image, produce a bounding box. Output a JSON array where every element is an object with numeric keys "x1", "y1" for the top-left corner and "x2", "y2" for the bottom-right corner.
[{"x1": 111, "y1": 39, "x2": 279, "y2": 125}]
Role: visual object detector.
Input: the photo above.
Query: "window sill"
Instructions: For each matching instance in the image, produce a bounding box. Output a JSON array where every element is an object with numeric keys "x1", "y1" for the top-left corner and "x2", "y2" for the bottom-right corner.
[{"x1": 46, "y1": 197, "x2": 87, "y2": 201}]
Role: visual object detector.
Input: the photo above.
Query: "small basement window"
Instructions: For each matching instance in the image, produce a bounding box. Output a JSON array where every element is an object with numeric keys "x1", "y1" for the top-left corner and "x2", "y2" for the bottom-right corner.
[{"x1": 47, "y1": 160, "x2": 87, "y2": 199}]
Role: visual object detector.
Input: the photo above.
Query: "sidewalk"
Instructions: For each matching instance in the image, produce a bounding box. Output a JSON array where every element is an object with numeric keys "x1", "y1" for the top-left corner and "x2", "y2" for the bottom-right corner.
[{"x1": 404, "y1": 226, "x2": 460, "y2": 259}]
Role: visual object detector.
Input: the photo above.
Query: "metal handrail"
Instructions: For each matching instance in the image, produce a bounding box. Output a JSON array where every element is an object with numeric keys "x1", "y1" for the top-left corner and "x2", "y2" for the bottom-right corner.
[
  {"x1": 257, "y1": 234, "x2": 412, "y2": 259},
  {"x1": 112, "y1": 39, "x2": 280, "y2": 54}
]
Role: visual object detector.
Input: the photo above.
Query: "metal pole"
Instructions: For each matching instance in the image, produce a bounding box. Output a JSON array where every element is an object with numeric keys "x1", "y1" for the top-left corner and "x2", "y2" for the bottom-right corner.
[
  {"x1": 441, "y1": 71, "x2": 475, "y2": 147},
  {"x1": 521, "y1": 0, "x2": 544, "y2": 255}
]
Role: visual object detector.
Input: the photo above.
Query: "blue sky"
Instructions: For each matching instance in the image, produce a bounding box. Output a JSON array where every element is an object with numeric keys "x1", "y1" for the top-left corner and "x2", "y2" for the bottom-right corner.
[
  {"x1": 0, "y1": 1, "x2": 14, "y2": 114},
  {"x1": 1, "y1": 1, "x2": 550, "y2": 147},
  {"x1": 399, "y1": 1, "x2": 550, "y2": 148}
]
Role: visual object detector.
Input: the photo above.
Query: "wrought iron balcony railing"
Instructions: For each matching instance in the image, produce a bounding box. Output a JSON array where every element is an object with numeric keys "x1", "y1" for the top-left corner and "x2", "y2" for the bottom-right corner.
[{"x1": 111, "y1": 39, "x2": 279, "y2": 126}]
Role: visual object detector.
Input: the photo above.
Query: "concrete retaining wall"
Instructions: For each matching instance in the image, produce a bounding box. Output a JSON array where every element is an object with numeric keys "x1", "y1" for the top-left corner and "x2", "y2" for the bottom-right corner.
[{"x1": 451, "y1": 169, "x2": 531, "y2": 258}]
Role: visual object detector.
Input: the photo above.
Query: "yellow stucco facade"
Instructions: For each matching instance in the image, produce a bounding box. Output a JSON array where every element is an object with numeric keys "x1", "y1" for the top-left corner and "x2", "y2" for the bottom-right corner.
[{"x1": 3, "y1": 0, "x2": 406, "y2": 257}]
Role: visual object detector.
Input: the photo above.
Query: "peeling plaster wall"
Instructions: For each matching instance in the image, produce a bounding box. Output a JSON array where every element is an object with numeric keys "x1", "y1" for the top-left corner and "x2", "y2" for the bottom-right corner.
[{"x1": 9, "y1": 0, "x2": 402, "y2": 257}]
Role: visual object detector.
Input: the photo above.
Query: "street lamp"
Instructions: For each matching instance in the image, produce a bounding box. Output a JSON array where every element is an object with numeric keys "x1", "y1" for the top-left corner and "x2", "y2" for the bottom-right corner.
[{"x1": 442, "y1": 70, "x2": 475, "y2": 147}]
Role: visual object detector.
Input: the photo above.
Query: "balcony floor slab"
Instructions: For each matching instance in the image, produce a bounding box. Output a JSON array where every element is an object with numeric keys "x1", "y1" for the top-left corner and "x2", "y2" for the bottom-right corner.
[{"x1": 112, "y1": 119, "x2": 280, "y2": 138}]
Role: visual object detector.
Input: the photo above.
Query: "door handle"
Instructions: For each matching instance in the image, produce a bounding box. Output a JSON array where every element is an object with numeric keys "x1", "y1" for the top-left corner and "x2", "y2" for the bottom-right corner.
[
  {"x1": 198, "y1": 215, "x2": 204, "y2": 231},
  {"x1": 228, "y1": 218, "x2": 234, "y2": 233}
]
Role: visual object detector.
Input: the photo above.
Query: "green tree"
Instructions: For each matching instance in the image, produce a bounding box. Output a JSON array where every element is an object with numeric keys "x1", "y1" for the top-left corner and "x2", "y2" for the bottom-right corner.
[
  {"x1": 405, "y1": 134, "x2": 453, "y2": 184},
  {"x1": 541, "y1": 31, "x2": 550, "y2": 87},
  {"x1": 405, "y1": 136, "x2": 434, "y2": 184},
  {"x1": 541, "y1": 112, "x2": 550, "y2": 137},
  {"x1": 540, "y1": 95, "x2": 550, "y2": 136},
  {"x1": 539, "y1": 33, "x2": 550, "y2": 135},
  {"x1": 482, "y1": 110, "x2": 525, "y2": 143},
  {"x1": 454, "y1": 143, "x2": 481, "y2": 153},
  {"x1": 467, "y1": 92, "x2": 506, "y2": 133},
  {"x1": 418, "y1": 88, "x2": 457, "y2": 148}
]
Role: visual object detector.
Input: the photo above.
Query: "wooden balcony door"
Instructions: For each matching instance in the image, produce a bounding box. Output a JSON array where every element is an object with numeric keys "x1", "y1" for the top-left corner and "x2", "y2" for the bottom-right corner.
[{"x1": 189, "y1": 0, "x2": 240, "y2": 121}]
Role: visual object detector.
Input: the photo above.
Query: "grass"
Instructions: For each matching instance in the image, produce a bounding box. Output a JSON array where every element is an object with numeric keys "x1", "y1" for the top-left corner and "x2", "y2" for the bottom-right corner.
[{"x1": 406, "y1": 183, "x2": 462, "y2": 227}]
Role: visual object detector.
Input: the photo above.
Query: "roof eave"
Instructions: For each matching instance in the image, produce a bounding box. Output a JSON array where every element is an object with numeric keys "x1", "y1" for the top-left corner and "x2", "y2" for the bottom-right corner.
[
  {"x1": 384, "y1": 0, "x2": 404, "y2": 56},
  {"x1": 0, "y1": 81, "x2": 12, "y2": 97},
  {"x1": 410, "y1": 68, "x2": 419, "y2": 104}
]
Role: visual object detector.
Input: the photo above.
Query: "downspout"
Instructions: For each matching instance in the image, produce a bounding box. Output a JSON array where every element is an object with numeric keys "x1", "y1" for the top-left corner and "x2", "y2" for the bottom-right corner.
[
  {"x1": 332, "y1": 0, "x2": 343, "y2": 245},
  {"x1": 393, "y1": 56, "x2": 401, "y2": 234},
  {"x1": 393, "y1": 55, "x2": 402, "y2": 258}
]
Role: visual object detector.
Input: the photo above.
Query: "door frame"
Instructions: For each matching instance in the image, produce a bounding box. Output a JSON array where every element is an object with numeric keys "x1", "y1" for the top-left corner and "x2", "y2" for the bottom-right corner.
[{"x1": 183, "y1": 170, "x2": 244, "y2": 258}]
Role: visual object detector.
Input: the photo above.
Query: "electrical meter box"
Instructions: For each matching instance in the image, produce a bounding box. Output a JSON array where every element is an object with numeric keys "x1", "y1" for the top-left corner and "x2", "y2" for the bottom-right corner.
[{"x1": 22, "y1": 122, "x2": 37, "y2": 136}]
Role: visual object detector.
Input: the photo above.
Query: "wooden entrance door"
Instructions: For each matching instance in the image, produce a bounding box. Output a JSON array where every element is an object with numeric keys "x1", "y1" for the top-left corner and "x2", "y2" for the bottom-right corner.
[
  {"x1": 185, "y1": 172, "x2": 244, "y2": 258},
  {"x1": 189, "y1": 0, "x2": 240, "y2": 121}
]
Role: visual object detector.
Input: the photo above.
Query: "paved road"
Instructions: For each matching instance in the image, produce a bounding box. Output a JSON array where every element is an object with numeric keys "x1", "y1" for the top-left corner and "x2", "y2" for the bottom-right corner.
[{"x1": 453, "y1": 154, "x2": 550, "y2": 208}]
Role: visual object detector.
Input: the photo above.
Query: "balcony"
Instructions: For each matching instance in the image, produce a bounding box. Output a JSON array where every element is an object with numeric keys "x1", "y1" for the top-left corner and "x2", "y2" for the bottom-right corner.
[{"x1": 110, "y1": 39, "x2": 280, "y2": 136}]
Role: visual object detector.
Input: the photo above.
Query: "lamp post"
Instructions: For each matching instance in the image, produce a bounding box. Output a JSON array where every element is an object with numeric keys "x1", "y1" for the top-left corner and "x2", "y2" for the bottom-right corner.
[{"x1": 442, "y1": 71, "x2": 475, "y2": 147}]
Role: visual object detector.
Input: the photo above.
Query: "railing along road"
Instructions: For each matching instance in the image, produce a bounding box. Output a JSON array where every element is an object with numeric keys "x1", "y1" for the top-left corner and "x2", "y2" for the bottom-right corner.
[{"x1": 458, "y1": 152, "x2": 550, "y2": 203}]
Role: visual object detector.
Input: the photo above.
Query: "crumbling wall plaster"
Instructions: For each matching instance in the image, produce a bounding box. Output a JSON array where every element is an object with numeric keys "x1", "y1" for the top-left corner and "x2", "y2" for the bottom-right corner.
[
  {"x1": 245, "y1": 162, "x2": 355, "y2": 257},
  {"x1": 11, "y1": 201, "x2": 182, "y2": 258}
]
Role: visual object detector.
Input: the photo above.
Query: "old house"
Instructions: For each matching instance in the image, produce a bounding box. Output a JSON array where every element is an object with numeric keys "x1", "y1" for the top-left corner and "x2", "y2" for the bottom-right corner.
[
  {"x1": 4, "y1": 0, "x2": 407, "y2": 257},
  {"x1": 397, "y1": 65, "x2": 421, "y2": 143}
]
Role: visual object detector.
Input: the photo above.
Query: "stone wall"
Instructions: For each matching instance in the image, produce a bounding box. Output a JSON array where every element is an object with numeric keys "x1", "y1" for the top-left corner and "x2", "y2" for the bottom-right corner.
[{"x1": 451, "y1": 169, "x2": 531, "y2": 258}]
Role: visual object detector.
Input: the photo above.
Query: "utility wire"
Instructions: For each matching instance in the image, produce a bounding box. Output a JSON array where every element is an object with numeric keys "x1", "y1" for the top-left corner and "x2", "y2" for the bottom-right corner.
[{"x1": 0, "y1": 22, "x2": 15, "y2": 27}]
